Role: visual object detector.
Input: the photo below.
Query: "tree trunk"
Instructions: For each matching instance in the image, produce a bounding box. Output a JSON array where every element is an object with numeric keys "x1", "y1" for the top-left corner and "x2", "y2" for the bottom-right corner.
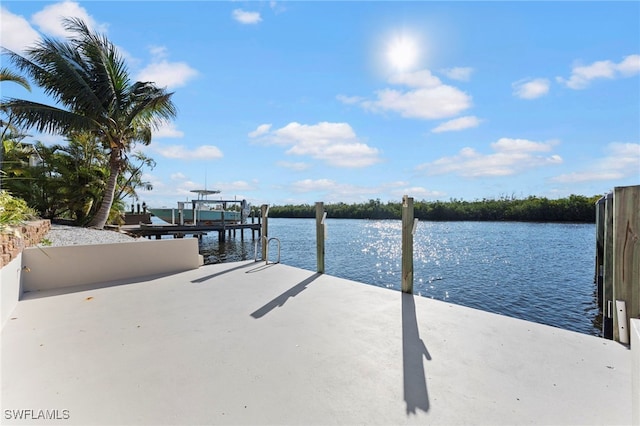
[{"x1": 88, "y1": 159, "x2": 120, "y2": 229}]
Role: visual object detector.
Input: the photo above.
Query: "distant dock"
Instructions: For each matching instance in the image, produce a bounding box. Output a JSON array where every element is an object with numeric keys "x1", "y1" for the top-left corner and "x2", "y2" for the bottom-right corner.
[{"x1": 122, "y1": 222, "x2": 261, "y2": 242}]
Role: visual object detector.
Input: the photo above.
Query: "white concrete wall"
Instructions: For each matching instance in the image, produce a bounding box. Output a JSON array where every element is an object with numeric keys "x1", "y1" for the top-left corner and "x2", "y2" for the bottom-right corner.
[
  {"x1": 22, "y1": 238, "x2": 202, "y2": 293},
  {"x1": 1, "y1": 253, "x2": 22, "y2": 328},
  {"x1": 632, "y1": 319, "x2": 640, "y2": 426}
]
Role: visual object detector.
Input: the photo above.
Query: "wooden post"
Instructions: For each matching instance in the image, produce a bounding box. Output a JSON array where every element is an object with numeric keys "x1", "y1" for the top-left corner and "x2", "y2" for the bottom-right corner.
[
  {"x1": 612, "y1": 185, "x2": 640, "y2": 343},
  {"x1": 603, "y1": 192, "x2": 614, "y2": 338},
  {"x1": 595, "y1": 196, "x2": 605, "y2": 307},
  {"x1": 261, "y1": 204, "x2": 269, "y2": 261},
  {"x1": 316, "y1": 202, "x2": 325, "y2": 274},
  {"x1": 402, "y1": 195, "x2": 414, "y2": 294}
]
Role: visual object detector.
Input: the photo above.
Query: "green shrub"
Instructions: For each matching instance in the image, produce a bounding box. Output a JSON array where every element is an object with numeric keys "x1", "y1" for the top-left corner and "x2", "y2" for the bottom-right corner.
[{"x1": 0, "y1": 190, "x2": 38, "y2": 232}]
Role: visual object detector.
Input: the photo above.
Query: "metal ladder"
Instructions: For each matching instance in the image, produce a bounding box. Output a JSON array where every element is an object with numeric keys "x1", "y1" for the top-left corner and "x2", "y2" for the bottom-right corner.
[{"x1": 254, "y1": 236, "x2": 280, "y2": 265}]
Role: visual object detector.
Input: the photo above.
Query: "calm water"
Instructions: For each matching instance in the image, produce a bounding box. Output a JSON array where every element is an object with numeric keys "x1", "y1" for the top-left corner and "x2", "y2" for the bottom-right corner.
[{"x1": 199, "y1": 218, "x2": 600, "y2": 336}]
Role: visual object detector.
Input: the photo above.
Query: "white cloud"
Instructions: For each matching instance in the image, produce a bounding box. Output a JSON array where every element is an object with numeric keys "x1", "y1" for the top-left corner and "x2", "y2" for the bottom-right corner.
[
  {"x1": 269, "y1": 1, "x2": 286, "y2": 14},
  {"x1": 291, "y1": 179, "x2": 337, "y2": 193},
  {"x1": 152, "y1": 144, "x2": 223, "y2": 160},
  {"x1": 512, "y1": 78, "x2": 550, "y2": 99},
  {"x1": 418, "y1": 138, "x2": 562, "y2": 177},
  {"x1": 248, "y1": 123, "x2": 272, "y2": 138},
  {"x1": 277, "y1": 161, "x2": 310, "y2": 171},
  {"x1": 31, "y1": 1, "x2": 108, "y2": 37},
  {"x1": 557, "y1": 54, "x2": 640, "y2": 89},
  {"x1": 153, "y1": 121, "x2": 184, "y2": 139},
  {"x1": 136, "y1": 57, "x2": 198, "y2": 89},
  {"x1": 170, "y1": 172, "x2": 186, "y2": 180},
  {"x1": 617, "y1": 54, "x2": 640, "y2": 76},
  {"x1": 440, "y1": 67, "x2": 474, "y2": 82},
  {"x1": 388, "y1": 70, "x2": 442, "y2": 88},
  {"x1": 232, "y1": 9, "x2": 262, "y2": 24},
  {"x1": 336, "y1": 94, "x2": 364, "y2": 105},
  {"x1": 388, "y1": 185, "x2": 444, "y2": 199},
  {"x1": 358, "y1": 69, "x2": 472, "y2": 120},
  {"x1": 0, "y1": 7, "x2": 41, "y2": 52},
  {"x1": 552, "y1": 142, "x2": 640, "y2": 183},
  {"x1": 287, "y1": 179, "x2": 443, "y2": 203},
  {"x1": 249, "y1": 121, "x2": 381, "y2": 168},
  {"x1": 148, "y1": 45, "x2": 168, "y2": 59},
  {"x1": 215, "y1": 180, "x2": 257, "y2": 192},
  {"x1": 431, "y1": 116, "x2": 481, "y2": 133},
  {"x1": 289, "y1": 179, "x2": 381, "y2": 202}
]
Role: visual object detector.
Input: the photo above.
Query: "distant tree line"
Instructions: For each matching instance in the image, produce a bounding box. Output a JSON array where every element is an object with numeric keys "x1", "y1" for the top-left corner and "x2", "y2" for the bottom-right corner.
[{"x1": 267, "y1": 195, "x2": 602, "y2": 223}]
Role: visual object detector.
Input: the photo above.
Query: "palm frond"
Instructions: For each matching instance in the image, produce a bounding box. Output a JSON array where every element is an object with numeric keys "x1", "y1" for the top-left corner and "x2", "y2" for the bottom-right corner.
[
  {"x1": 0, "y1": 67, "x2": 31, "y2": 91},
  {"x1": 2, "y1": 99, "x2": 96, "y2": 134}
]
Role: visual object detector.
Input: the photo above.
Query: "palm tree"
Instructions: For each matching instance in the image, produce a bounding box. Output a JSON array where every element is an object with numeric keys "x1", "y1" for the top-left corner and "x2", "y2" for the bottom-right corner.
[{"x1": 2, "y1": 17, "x2": 176, "y2": 228}]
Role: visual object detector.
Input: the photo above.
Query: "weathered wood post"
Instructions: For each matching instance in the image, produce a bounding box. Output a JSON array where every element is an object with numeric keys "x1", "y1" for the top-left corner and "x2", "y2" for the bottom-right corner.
[
  {"x1": 316, "y1": 202, "x2": 325, "y2": 274},
  {"x1": 402, "y1": 195, "x2": 414, "y2": 294},
  {"x1": 219, "y1": 210, "x2": 226, "y2": 242},
  {"x1": 612, "y1": 185, "x2": 639, "y2": 344},
  {"x1": 261, "y1": 204, "x2": 269, "y2": 261},
  {"x1": 603, "y1": 191, "x2": 614, "y2": 339}
]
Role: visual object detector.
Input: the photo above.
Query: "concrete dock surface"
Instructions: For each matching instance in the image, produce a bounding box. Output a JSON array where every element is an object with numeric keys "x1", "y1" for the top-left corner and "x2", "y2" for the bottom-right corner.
[{"x1": 1, "y1": 260, "x2": 632, "y2": 425}]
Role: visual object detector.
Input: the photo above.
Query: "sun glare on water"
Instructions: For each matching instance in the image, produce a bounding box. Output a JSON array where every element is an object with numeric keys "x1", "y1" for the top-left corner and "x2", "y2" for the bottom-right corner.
[{"x1": 386, "y1": 33, "x2": 420, "y2": 72}]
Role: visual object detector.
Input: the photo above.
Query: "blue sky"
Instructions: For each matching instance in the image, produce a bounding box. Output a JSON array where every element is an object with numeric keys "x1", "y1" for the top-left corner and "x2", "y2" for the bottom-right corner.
[{"x1": 2, "y1": 1, "x2": 639, "y2": 208}]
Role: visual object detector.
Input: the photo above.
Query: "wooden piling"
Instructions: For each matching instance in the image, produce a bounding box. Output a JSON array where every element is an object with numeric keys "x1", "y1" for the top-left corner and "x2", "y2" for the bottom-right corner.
[
  {"x1": 603, "y1": 192, "x2": 615, "y2": 338},
  {"x1": 316, "y1": 202, "x2": 325, "y2": 274},
  {"x1": 402, "y1": 195, "x2": 414, "y2": 294},
  {"x1": 597, "y1": 185, "x2": 640, "y2": 343},
  {"x1": 612, "y1": 185, "x2": 640, "y2": 343},
  {"x1": 261, "y1": 204, "x2": 269, "y2": 261}
]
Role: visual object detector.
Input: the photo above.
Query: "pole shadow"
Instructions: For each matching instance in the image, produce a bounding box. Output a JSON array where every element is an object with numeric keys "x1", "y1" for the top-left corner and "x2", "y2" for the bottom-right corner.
[
  {"x1": 402, "y1": 292, "x2": 431, "y2": 414},
  {"x1": 250, "y1": 273, "x2": 322, "y2": 319},
  {"x1": 190, "y1": 261, "x2": 256, "y2": 283}
]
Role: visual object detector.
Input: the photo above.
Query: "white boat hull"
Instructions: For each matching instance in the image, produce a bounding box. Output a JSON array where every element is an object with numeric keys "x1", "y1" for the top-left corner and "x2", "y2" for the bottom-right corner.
[{"x1": 149, "y1": 208, "x2": 241, "y2": 224}]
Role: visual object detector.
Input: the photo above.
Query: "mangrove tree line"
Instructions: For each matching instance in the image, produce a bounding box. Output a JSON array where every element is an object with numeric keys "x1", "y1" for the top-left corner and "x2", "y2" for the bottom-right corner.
[{"x1": 267, "y1": 194, "x2": 602, "y2": 222}]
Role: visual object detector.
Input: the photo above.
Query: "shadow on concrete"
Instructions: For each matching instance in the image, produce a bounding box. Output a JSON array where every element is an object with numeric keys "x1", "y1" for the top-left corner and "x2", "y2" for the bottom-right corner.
[
  {"x1": 245, "y1": 263, "x2": 278, "y2": 274},
  {"x1": 190, "y1": 261, "x2": 256, "y2": 283},
  {"x1": 402, "y1": 292, "x2": 431, "y2": 414},
  {"x1": 250, "y1": 272, "x2": 322, "y2": 319},
  {"x1": 20, "y1": 271, "x2": 181, "y2": 301}
]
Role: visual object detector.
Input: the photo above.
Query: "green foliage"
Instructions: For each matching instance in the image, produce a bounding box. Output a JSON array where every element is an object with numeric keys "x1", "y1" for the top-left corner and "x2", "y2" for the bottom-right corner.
[
  {"x1": 1, "y1": 133, "x2": 155, "y2": 226},
  {"x1": 268, "y1": 195, "x2": 601, "y2": 223},
  {"x1": 0, "y1": 190, "x2": 37, "y2": 232}
]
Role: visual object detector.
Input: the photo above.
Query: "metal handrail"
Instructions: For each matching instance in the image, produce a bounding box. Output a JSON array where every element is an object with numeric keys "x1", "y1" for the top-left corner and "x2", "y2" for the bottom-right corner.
[{"x1": 254, "y1": 236, "x2": 281, "y2": 265}]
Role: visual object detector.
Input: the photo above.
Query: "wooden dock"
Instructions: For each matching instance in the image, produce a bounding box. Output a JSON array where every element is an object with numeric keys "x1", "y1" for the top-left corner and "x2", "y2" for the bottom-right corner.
[{"x1": 122, "y1": 222, "x2": 261, "y2": 242}]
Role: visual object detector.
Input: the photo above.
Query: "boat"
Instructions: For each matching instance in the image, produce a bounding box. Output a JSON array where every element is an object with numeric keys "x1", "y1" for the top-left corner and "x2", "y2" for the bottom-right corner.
[{"x1": 148, "y1": 190, "x2": 248, "y2": 225}]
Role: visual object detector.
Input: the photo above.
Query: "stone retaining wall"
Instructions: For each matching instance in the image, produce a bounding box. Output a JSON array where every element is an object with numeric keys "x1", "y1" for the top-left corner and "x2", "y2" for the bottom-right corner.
[{"x1": 0, "y1": 220, "x2": 51, "y2": 268}]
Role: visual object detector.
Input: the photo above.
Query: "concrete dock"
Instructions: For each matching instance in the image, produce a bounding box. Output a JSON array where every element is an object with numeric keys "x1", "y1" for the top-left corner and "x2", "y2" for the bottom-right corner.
[{"x1": 1, "y1": 260, "x2": 633, "y2": 425}]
